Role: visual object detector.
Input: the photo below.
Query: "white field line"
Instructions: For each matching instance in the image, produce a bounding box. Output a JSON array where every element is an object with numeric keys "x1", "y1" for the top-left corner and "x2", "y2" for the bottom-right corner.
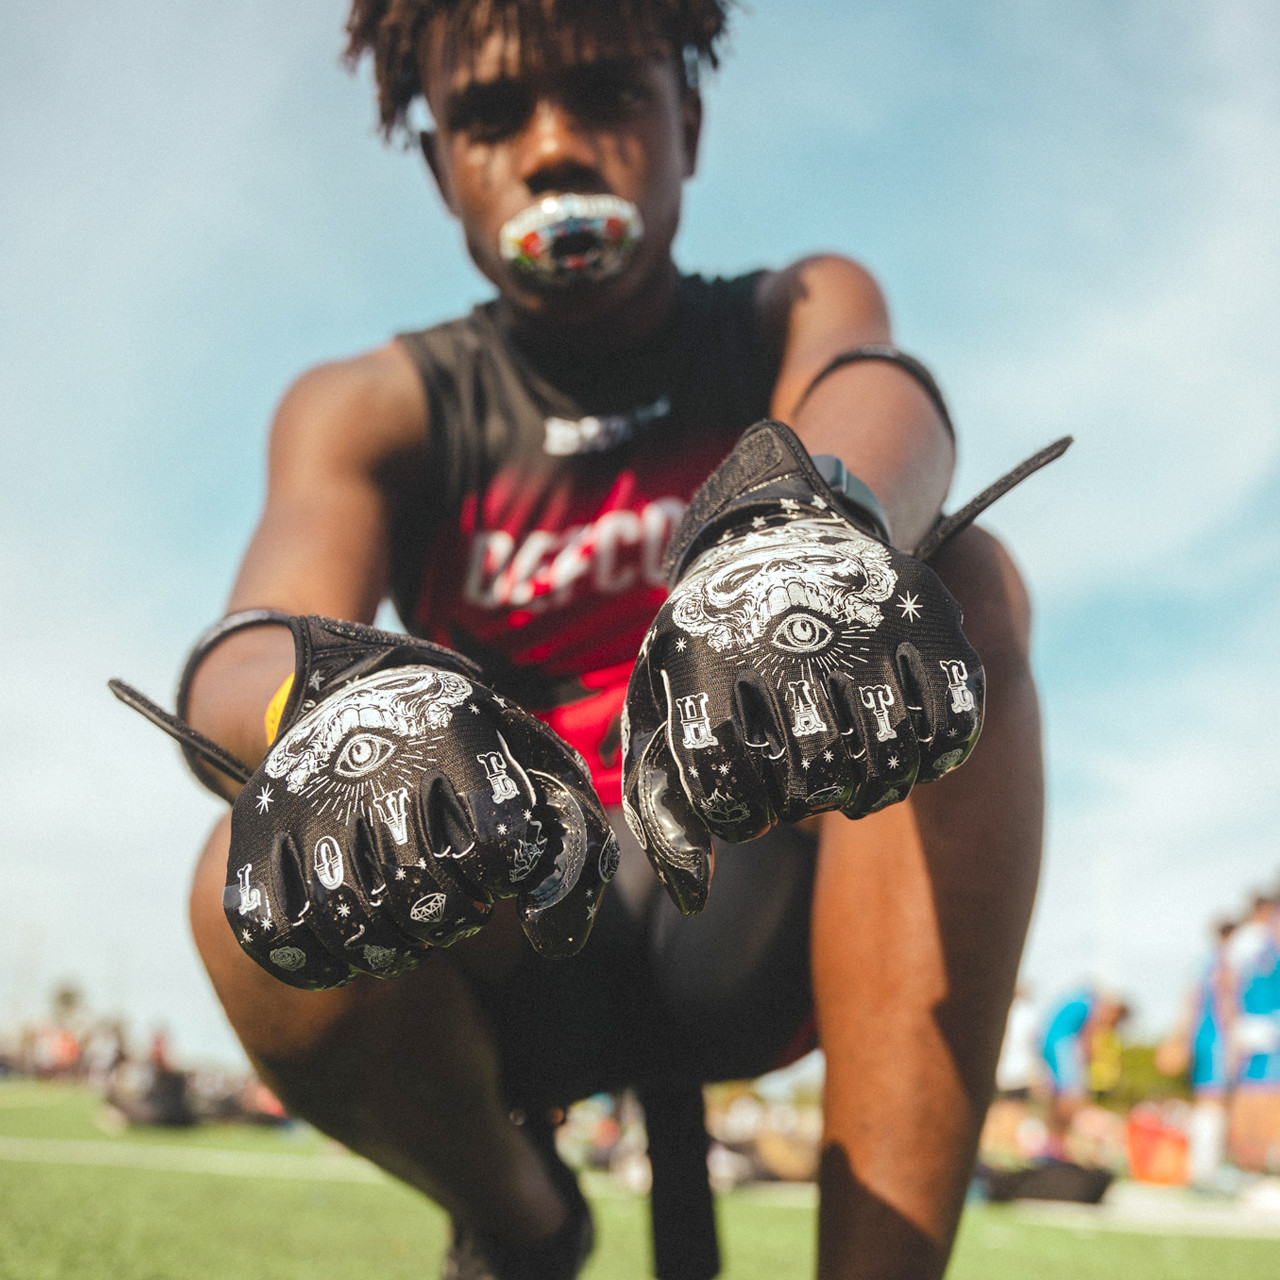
[
  {"x1": 0, "y1": 1135, "x2": 384, "y2": 1183},
  {"x1": 1005, "y1": 1199, "x2": 1280, "y2": 1240}
]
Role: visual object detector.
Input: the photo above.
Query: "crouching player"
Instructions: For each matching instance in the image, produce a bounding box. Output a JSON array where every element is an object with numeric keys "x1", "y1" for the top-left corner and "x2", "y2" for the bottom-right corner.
[{"x1": 118, "y1": 3, "x2": 1047, "y2": 1276}]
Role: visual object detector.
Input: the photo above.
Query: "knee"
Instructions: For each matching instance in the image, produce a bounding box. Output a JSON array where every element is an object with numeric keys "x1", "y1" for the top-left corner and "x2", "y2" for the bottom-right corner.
[{"x1": 928, "y1": 524, "x2": 1033, "y2": 678}]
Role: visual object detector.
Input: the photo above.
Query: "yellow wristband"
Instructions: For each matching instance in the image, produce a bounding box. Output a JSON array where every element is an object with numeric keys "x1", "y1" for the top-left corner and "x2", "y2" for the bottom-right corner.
[{"x1": 264, "y1": 673, "x2": 294, "y2": 746}]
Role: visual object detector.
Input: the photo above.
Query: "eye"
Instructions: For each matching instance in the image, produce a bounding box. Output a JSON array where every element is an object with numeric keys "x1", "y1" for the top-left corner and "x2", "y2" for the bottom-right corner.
[
  {"x1": 335, "y1": 733, "x2": 395, "y2": 778},
  {"x1": 563, "y1": 65, "x2": 649, "y2": 122},
  {"x1": 770, "y1": 613, "x2": 833, "y2": 653},
  {"x1": 446, "y1": 81, "x2": 533, "y2": 143}
]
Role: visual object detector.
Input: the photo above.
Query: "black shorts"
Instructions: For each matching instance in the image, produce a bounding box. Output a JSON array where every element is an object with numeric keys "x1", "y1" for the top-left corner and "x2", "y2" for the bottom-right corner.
[{"x1": 468, "y1": 810, "x2": 818, "y2": 1112}]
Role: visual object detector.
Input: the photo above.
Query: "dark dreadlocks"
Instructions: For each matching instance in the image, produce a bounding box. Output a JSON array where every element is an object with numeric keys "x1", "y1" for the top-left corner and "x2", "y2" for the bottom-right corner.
[{"x1": 345, "y1": 0, "x2": 734, "y2": 139}]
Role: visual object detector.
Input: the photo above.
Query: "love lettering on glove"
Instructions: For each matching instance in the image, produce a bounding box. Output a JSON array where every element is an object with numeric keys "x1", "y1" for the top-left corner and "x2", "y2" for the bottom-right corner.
[
  {"x1": 621, "y1": 420, "x2": 982, "y2": 914},
  {"x1": 226, "y1": 617, "x2": 619, "y2": 988}
]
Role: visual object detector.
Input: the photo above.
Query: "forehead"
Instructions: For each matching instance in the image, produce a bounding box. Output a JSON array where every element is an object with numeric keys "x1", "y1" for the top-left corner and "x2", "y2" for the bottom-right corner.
[{"x1": 424, "y1": 9, "x2": 672, "y2": 97}]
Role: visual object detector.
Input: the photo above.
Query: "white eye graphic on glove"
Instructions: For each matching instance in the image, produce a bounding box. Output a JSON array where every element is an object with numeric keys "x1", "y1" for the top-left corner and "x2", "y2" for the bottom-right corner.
[
  {"x1": 264, "y1": 668, "x2": 473, "y2": 826},
  {"x1": 671, "y1": 519, "x2": 896, "y2": 659},
  {"x1": 335, "y1": 733, "x2": 395, "y2": 777},
  {"x1": 770, "y1": 613, "x2": 833, "y2": 654}
]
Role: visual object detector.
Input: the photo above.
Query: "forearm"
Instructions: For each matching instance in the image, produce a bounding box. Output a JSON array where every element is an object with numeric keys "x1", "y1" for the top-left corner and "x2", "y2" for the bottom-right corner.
[
  {"x1": 185, "y1": 624, "x2": 296, "y2": 799},
  {"x1": 789, "y1": 360, "x2": 954, "y2": 553}
]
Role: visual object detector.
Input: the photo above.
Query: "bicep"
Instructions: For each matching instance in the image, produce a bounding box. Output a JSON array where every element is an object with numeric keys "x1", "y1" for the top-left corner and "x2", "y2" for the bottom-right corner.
[
  {"x1": 765, "y1": 254, "x2": 893, "y2": 422},
  {"x1": 227, "y1": 346, "x2": 426, "y2": 624},
  {"x1": 229, "y1": 475, "x2": 391, "y2": 625}
]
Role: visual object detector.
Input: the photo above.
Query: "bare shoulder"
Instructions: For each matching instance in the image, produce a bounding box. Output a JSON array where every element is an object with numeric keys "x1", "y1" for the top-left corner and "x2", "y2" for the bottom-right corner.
[
  {"x1": 756, "y1": 254, "x2": 891, "y2": 348},
  {"x1": 756, "y1": 254, "x2": 895, "y2": 421},
  {"x1": 267, "y1": 340, "x2": 427, "y2": 485}
]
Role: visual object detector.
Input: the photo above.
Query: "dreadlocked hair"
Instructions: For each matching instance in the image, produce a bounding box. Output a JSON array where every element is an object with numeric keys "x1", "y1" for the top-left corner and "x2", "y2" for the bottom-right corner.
[{"x1": 345, "y1": 0, "x2": 733, "y2": 139}]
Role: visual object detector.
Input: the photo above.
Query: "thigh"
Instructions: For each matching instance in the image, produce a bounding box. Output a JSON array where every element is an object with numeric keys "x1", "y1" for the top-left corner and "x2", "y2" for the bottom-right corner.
[
  {"x1": 636, "y1": 814, "x2": 818, "y2": 1083},
  {"x1": 473, "y1": 811, "x2": 818, "y2": 1106}
]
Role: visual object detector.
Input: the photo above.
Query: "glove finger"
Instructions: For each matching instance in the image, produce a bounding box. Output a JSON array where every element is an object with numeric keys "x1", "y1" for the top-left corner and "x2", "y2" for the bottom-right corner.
[
  {"x1": 494, "y1": 707, "x2": 618, "y2": 957},
  {"x1": 224, "y1": 825, "x2": 355, "y2": 991},
  {"x1": 360, "y1": 790, "x2": 493, "y2": 948},
  {"x1": 760, "y1": 671, "x2": 860, "y2": 822},
  {"x1": 516, "y1": 770, "x2": 619, "y2": 957},
  {"x1": 920, "y1": 641, "x2": 984, "y2": 781},
  {"x1": 844, "y1": 670, "x2": 920, "y2": 817},
  {"x1": 621, "y1": 650, "x2": 665, "y2": 784},
  {"x1": 623, "y1": 725, "x2": 714, "y2": 916},
  {"x1": 660, "y1": 667, "x2": 772, "y2": 844},
  {"x1": 295, "y1": 823, "x2": 423, "y2": 980}
]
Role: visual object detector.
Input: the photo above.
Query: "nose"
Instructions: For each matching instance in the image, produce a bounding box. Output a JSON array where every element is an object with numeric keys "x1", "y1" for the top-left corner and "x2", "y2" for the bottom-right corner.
[{"x1": 517, "y1": 97, "x2": 603, "y2": 195}]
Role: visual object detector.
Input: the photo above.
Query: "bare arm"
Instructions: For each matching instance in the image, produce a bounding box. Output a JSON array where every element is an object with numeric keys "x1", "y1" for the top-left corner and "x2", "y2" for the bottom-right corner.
[
  {"x1": 760, "y1": 254, "x2": 954, "y2": 551},
  {"x1": 186, "y1": 341, "x2": 428, "y2": 797}
]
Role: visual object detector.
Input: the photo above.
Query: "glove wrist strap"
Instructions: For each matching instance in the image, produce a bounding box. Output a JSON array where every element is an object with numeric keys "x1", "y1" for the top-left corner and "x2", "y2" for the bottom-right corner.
[{"x1": 664, "y1": 420, "x2": 876, "y2": 583}]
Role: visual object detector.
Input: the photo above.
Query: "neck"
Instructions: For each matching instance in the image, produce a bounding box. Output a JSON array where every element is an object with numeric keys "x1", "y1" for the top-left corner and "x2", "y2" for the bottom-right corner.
[{"x1": 496, "y1": 259, "x2": 681, "y2": 357}]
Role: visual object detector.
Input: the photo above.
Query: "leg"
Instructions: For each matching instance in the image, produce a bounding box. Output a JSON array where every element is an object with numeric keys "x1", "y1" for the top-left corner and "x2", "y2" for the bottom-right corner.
[
  {"x1": 811, "y1": 525, "x2": 1044, "y2": 1279},
  {"x1": 190, "y1": 813, "x2": 568, "y2": 1251}
]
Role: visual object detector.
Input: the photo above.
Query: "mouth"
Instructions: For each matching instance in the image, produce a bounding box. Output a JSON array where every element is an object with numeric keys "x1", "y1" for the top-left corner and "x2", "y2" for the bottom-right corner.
[{"x1": 498, "y1": 193, "x2": 643, "y2": 289}]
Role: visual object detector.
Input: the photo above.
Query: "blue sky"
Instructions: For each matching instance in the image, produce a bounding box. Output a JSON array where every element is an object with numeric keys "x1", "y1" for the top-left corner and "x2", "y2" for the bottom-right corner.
[{"x1": 2, "y1": 0, "x2": 1277, "y2": 1062}]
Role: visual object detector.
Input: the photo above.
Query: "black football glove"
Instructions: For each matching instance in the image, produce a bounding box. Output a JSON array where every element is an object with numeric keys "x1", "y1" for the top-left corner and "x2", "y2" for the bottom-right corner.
[
  {"x1": 224, "y1": 616, "x2": 618, "y2": 989},
  {"x1": 621, "y1": 420, "x2": 983, "y2": 914}
]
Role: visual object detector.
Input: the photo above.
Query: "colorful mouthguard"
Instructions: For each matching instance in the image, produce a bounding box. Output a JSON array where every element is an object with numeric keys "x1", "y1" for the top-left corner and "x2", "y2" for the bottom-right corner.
[{"x1": 499, "y1": 194, "x2": 643, "y2": 287}]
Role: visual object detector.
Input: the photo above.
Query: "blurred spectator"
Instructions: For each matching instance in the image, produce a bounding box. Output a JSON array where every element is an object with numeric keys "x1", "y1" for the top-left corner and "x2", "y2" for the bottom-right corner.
[
  {"x1": 1040, "y1": 986, "x2": 1129, "y2": 1160},
  {"x1": 996, "y1": 984, "x2": 1040, "y2": 1100},
  {"x1": 1229, "y1": 893, "x2": 1280, "y2": 1171},
  {"x1": 1159, "y1": 920, "x2": 1235, "y2": 1188}
]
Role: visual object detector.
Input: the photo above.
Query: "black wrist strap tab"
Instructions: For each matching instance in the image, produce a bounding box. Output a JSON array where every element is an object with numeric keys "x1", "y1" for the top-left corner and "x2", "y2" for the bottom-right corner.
[
  {"x1": 108, "y1": 679, "x2": 254, "y2": 787},
  {"x1": 913, "y1": 435, "x2": 1074, "y2": 561},
  {"x1": 108, "y1": 608, "x2": 293, "y2": 800},
  {"x1": 794, "y1": 345, "x2": 954, "y2": 437}
]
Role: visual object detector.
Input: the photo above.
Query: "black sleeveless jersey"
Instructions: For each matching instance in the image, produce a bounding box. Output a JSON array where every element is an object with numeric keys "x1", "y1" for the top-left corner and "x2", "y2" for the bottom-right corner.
[{"x1": 391, "y1": 272, "x2": 779, "y2": 803}]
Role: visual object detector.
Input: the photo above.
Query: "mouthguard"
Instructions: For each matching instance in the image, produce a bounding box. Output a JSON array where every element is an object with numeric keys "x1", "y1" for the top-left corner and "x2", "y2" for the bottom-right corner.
[{"x1": 499, "y1": 194, "x2": 643, "y2": 287}]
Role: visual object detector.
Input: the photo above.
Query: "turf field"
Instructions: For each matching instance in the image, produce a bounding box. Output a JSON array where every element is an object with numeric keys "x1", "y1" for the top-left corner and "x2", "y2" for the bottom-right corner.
[{"x1": 0, "y1": 1080, "x2": 1275, "y2": 1280}]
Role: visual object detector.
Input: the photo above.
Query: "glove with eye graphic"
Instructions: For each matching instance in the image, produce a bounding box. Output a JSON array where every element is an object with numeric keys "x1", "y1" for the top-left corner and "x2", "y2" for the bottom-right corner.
[
  {"x1": 621, "y1": 419, "x2": 983, "y2": 914},
  {"x1": 223, "y1": 616, "x2": 618, "y2": 989}
]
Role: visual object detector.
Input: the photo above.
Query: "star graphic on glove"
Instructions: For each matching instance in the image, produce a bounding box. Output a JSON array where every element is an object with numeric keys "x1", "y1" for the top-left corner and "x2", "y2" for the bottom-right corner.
[
  {"x1": 309, "y1": 670, "x2": 324, "y2": 690},
  {"x1": 822, "y1": 750, "x2": 835, "y2": 763},
  {"x1": 255, "y1": 785, "x2": 274, "y2": 814},
  {"x1": 895, "y1": 592, "x2": 923, "y2": 622},
  {"x1": 717, "y1": 762, "x2": 731, "y2": 776},
  {"x1": 469, "y1": 703, "x2": 481, "y2": 714},
  {"x1": 394, "y1": 868, "x2": 406, "y2": 880},
  {"x1": 888, "y1": 754, "x2": 900, "y2": 770},
  {"x1": 497, "y1": 823, "x2": 508, "y2": 835},
  {"x1": 336, "y1": 903, "x2": 351, "y2": 918},
  {"x1": 675, "y1": 637, "x2": 687, "y2": 652},
  {"x1": 241, "y1": 929, "x2": 253, "y2": 942}
]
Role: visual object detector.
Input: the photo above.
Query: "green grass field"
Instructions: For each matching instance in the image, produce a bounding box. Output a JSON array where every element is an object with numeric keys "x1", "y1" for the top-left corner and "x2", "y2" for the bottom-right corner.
[{"x1": 1, "y1": 1081, "x2": 1275, "y2": 1280}]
